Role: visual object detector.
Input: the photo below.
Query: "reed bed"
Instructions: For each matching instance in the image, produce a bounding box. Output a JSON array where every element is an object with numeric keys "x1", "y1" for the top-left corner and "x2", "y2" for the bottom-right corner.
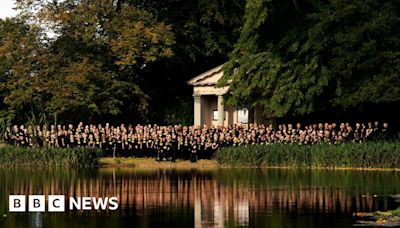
[
  {"x1": 215, "y1": 142, "x2": 400, "y2": 169},
  {"x1": 0, "y1": 146, "x2": 103, "y2": 167}
]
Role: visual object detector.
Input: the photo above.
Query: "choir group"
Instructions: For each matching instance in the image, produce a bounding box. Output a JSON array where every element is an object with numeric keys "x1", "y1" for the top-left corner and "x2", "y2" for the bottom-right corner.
[{"x1": 3, "y1": 121, "x2": 394, "y2": 162}]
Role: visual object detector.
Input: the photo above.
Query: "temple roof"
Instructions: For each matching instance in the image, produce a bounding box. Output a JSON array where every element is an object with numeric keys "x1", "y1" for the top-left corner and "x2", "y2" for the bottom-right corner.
[{"x1": 187, "y1": 64, "x2": 224, "y2": 86}]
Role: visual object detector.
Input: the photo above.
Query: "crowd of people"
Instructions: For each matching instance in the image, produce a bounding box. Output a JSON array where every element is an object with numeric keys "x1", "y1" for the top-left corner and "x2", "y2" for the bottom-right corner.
[{"x1": 3, "y1": 121, "x2": 396, "y2": 162}]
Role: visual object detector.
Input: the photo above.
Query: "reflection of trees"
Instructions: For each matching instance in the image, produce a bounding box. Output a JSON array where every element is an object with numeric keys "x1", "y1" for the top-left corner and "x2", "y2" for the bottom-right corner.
[{"x1": 0, "y1": 168, "x2": 399, "y2": 227}]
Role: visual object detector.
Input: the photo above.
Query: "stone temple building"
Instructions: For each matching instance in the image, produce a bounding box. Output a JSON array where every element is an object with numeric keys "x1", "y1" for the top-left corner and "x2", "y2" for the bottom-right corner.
[{"x1": 187, "y1": 64, "x2": 267, "y2": 127}]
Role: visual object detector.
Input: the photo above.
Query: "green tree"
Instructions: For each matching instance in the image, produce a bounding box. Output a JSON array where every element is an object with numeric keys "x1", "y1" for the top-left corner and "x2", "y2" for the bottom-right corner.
[
  {"x1": 1, "y1": 0, "x2": 175, "y2": 123},
  {"x1": 126, "y1": 0, "x2": 244, "y2": 124},
  {"x1": 220, "y1": 0, "x2": 400, "y2": 117},
  {"x1": 1, "y1": 0, "x2": 244, "y2": 124},
  {"x1": 0, "y1": 18, "x2": 46, "y2": 123}
]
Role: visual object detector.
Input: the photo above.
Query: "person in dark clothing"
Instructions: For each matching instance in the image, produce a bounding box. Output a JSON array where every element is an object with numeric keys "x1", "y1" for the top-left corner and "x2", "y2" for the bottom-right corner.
[
  {"x1": 190, "y1": 139, "x2": 198, "y2": 163},
  {"x1": 170, "y1": 134, "x2": 178, "y2": 162},
  {"x1": 379, "y1": 123, "x2": 394, "y2": 141}
]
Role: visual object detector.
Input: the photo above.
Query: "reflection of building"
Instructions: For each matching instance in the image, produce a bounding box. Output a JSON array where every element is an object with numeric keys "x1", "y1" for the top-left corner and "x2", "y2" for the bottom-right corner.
[
  {"x1": 237, "y1": 201, "x2": 249, "y2": 226},
  {"x1": 194, "y1": 193, "x2": 249, "y2": 228},
  {"x1": 187, "y1": 65, "x2": 268, "y2": 127},
  {"x1": 3, "y1": 170, "x2": 392, "y2": 227}
]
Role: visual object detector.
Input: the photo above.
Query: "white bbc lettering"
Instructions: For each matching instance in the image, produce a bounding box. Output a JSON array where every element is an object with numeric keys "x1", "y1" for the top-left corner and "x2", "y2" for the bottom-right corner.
[
  {"x1": 9, "y1": 195, "x2": 26, "y2": 212},
  {"x1": 28, "y1": 195, "x2": 45, "y2": 212},
  {"x1": 69, "y1": 197, "x2": 119, "y2": 210},
  {"x1": 82, "y1": 197, "x2": 92, "y2": 210},
  {"x1": 9, "y1": 195, "x2": 119, "y2": 212},
  {"x1": 92, "y1": 197, "x2": 108, "y2": 210},
  {"x1": 109, "y1": 197, "x2": 119, "y2": 210},
  {"x1": 69, "y1": 197, "x2": 81, "y2": 210},
  {"x1": 48, "y1": 195, "x2": 65, "y2": 212}
]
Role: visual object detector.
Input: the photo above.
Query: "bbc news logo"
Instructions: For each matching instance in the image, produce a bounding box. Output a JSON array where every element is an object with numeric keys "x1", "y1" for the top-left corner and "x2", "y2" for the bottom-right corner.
[{"x1": 9, "y1": 195, "x2": 119, "y2": 212}]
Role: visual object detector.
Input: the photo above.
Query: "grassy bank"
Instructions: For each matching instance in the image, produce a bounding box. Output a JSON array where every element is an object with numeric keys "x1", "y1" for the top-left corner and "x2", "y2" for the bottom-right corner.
[
  {"x1": 215, "y1": 142, "x2": 400, "y2": 169},
  {"x1": 0, "y1": 146, "x2": 102, "y2": 167}
]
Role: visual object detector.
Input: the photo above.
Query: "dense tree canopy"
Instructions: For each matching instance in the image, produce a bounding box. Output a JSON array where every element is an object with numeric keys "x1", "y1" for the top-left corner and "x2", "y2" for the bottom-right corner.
[
  {"x1": 0, "y1": 18, "x2": 46, "y2": 123},
  {"x1": 0, "y1": 0, "x2": 244, "y2": 124},
  {"x1": 220, "y1": 0, "x2": 400, "y2": 118},
  {"x1": 1, "y1": 0, "x2": 398, "y2": 125},
  {"x1": 1, "y1": 0, "x2": 175, "y2": 123},
  {"x1": 125, "y1": 0, "x2": 244, "y2": 124}
]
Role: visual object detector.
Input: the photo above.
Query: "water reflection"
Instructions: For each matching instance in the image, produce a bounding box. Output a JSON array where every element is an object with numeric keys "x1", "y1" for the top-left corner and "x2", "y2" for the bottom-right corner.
[
  {"x1": 0, "y1": 168, "x2": 399, "y2": 228},
  {"x1": 31, "y1": 212, "x2": 43, "y2": 228}
]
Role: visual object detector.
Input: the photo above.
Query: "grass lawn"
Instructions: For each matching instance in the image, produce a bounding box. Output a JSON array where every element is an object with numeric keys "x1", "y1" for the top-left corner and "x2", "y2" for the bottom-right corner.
[{"x1": 98, "y1": 157, "x2": 219, "y2": 169}]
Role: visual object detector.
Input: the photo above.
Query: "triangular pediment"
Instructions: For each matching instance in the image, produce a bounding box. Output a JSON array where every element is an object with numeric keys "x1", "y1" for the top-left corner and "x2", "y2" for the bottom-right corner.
[{"x1": 187, "y1": 64, "x2": 223, "y2": 86}]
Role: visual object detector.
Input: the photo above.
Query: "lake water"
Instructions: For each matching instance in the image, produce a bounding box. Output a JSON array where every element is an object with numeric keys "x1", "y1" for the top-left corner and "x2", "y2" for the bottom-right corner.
[{"x1": 0, "y1": 168, "x2": 399, "y2": 228}]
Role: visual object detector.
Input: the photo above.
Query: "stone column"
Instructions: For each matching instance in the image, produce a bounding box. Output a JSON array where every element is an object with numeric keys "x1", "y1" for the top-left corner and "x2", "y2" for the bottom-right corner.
[
  {"x1": 194, "y1": 95, "x2": 202, "y2": 127},
  {"x1": 217, "y1": 95, "x2": 224, "y2": 126}
]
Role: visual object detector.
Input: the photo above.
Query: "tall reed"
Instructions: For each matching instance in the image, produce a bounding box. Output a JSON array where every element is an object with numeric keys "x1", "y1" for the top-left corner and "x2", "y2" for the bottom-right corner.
[
  {"x1": 215, "y1": 142, "x2": 400, "y2": 169},
  {"x1": 0, "y1": 146, "x2": 103, "y2": 167}
]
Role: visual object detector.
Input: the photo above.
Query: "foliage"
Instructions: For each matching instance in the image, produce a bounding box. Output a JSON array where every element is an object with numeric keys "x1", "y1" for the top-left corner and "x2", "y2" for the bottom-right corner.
[
  {"x1": 1, "y1": 0, "x2": 175, "y2": 123},
  {"x1": 128, "y1": 0, "x2": 243, "y2": 61},
  {"x1": 0, "y1": 0, "x2": 244, "y2": 125},
  {"x1": 0, "y1": 18, "x2": 46, "y2": 123},
  {"x1": 161, "y1": 96, "x2": 193, "y2": 125},
  {"x1": 125, "y1": 0, "x2": 244, "y2": 124},
  {"x1": 0, "y1": 146, "x2": 102, "y2": 167},
  {"x1": 219, "y1": 0, "x2": 400, "y2": 117},
  {"x1": 215, "y1": 142, "x2": 400, "y2": 169}
]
